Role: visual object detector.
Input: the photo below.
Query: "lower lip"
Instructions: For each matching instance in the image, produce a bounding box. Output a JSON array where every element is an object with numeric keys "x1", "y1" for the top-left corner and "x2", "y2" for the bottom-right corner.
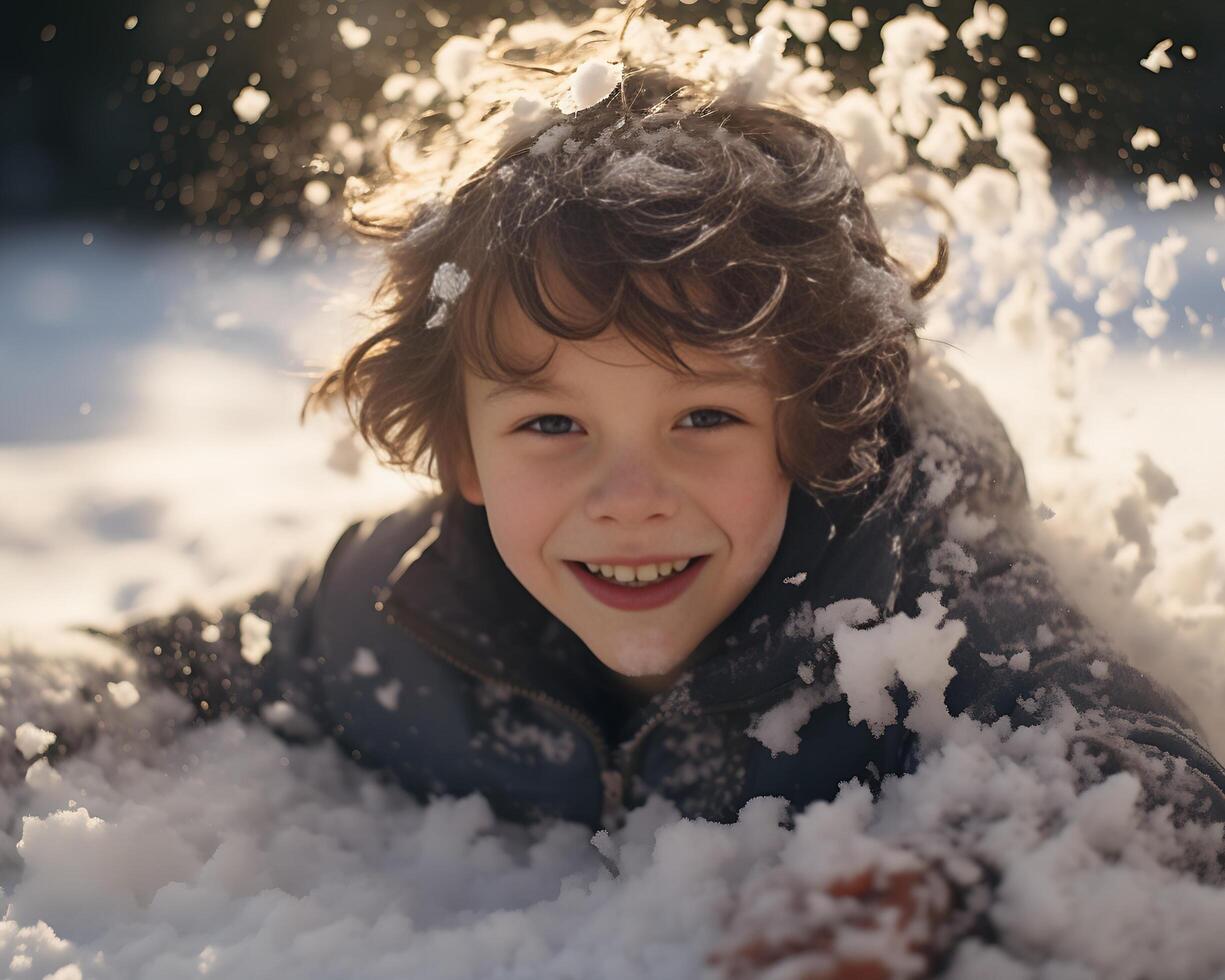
[{"x1": 566, "y1": 557, "x2": 709, "y2": 612}]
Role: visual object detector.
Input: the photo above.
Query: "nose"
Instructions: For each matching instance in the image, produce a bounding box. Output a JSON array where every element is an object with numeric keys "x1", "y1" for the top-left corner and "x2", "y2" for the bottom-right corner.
[{"x1": 584, "y1": 451, "x2": 680, "y2": 525}]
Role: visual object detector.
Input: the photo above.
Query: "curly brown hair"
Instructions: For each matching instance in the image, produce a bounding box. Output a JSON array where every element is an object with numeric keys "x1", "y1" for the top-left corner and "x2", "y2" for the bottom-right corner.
[{"x1": 303, "y1": 13, "x2": 944, "y2": 499}]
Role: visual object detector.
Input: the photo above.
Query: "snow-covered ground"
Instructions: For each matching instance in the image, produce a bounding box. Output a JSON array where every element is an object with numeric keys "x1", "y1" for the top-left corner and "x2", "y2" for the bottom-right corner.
[{"x1": 3, "y1": 5, "x2": 1225, "y2": 978}]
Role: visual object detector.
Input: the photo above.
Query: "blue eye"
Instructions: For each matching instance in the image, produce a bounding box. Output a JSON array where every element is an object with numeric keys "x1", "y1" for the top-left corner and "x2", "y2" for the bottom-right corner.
[
  {"x1": 678, "y1": 409, "x2": 739, "y2": 429},
  {"x1": 523, "y1": 415, "x2": 583, "y2": 436}
]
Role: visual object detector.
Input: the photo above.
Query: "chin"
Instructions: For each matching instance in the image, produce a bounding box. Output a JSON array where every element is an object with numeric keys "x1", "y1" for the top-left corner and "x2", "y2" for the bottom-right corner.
[{"x1": 594, "y1": 627, "x2": 686, "y2": 678}]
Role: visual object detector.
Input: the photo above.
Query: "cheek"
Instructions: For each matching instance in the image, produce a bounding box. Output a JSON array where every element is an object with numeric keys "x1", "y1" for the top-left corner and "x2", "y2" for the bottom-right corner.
[
  {"x1": 481, "y1": 460, "x2": 564, "y2": 570},
  {"x1": 714, "y1": 468, "x2": 791, "y2": 578}
]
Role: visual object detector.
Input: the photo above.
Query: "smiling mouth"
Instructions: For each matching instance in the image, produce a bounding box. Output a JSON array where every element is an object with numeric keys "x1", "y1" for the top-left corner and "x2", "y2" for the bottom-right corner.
[
  {"x1": 575, "y1": 557, "x2": 704, "y2": 588},
  {"x1": 564, "y1": 555, "x2": 710, "y2": 612}
]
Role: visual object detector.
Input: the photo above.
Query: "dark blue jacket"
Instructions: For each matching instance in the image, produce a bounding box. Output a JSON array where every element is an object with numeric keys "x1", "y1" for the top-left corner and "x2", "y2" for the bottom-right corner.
[{"x1": 118, "y1": 362, "x2": 1225, "y2": 837}]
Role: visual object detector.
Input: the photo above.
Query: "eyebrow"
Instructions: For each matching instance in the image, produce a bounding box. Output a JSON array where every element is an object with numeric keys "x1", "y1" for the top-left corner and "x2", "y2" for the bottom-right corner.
[{"x1": 483, "y1": 368, "x2": 761, "y2": 403}]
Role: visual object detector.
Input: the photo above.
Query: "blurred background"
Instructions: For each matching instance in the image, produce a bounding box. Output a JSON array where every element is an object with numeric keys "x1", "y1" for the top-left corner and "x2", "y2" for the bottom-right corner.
[
  {"x1": 2, "y1": 0, "x2": 1223, "y2": 635},
  {"x1": 5, "y1": 0, "x2": 1223, "y2": 231}
]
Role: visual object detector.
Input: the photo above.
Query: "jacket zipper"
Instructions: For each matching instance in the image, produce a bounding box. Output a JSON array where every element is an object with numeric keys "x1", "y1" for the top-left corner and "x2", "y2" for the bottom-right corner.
[
  {"x1": 383, "y1": 604, "x2": 824, "y2": 828},
  {"x1": 610, "y1": 668, "x2": 817, "y2": 821},
  {"x1": 612, "y1": 711, "x2": 669, "y2": 815},
  {"x1": 383, "y1": 601, "x2": 632, "y2": 828}
]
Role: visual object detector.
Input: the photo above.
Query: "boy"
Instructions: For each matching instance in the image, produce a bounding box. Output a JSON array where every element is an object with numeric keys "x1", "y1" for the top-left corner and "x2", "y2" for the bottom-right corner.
[{"x1": 67, "y1": 1, "x2": 1225, "y2": 870}]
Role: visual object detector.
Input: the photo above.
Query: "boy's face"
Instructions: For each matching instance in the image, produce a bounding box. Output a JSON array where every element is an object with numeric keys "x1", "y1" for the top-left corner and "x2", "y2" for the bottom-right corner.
[{"x1": 456, "y1": 272, "x2": 792, "y2": 687}]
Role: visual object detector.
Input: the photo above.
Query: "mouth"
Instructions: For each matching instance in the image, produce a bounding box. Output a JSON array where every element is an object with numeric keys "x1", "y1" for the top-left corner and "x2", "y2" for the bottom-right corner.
[{"x1": 564, "y1": 555, "x2": 710, "y2": 612}]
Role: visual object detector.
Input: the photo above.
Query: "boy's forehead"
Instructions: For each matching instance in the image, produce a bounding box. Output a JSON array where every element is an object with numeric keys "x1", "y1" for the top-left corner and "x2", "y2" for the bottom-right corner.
[{"x1": 487, "y1": 261, "x2": 764, "y2": 380}]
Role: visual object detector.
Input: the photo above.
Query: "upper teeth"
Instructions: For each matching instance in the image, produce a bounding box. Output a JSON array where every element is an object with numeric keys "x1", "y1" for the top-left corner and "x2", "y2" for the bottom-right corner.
[{"x1": 584, "y1": 559, "x2": 691, "y2": 583}]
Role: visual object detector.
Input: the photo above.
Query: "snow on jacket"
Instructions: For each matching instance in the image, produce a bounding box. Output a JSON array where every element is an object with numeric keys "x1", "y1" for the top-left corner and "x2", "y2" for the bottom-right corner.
[{"x1": 113, "y1": 357, "x2": 1225, "y2": 837}]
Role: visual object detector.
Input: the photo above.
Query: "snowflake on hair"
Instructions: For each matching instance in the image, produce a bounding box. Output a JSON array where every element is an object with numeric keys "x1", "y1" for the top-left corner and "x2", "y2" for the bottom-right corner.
[{"x1": 425, "y1": 261, "x2": 471, "y2": 329}]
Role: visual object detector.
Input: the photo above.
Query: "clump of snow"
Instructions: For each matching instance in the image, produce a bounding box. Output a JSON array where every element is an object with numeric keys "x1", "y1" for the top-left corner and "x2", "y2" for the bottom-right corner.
[
  {"x1": 833, "y1": 593, "x2": 964, "y2": 739},
  {"x1": 427, "y1": 262, "x2": 470, "y2": 305},
  {"x1": 337, "y1": 17, "x2": 371, "y2": 50},
  {"x1": 952, "y1": 166, "x2": 1020, "y2": 233},
  {"x1": 433, "y1": 35, "x2": 485, "y2": 100},
  {"x1": 1146, "y1": 173, "x2": 1197, "y2": 210},
  {"x1": 756, "y1": 0, "x2": 827, "y2": 44},
  {"x1": 424, "y1": 261, "x2": 470, "y2": 330},
  {"x1": 529, "y1": 123, "x2": 574, "y2": 157},
  {"x1": 374, "y1": 679, "x2": 402, "y2": 711},
  {"x1": 259, "y1": 699, "x2": 318, "y2": 738},
  {"x1": 231, "y1": 85, "x2": 270, "y2": 124},
  {"x1": 749, "y1": 688, "x2": 827, "y2": 757},
  {"x1": 947, "y1": 502, "x2": 998, "y2": 543},
  {"x1": 381, "y1": 73, "x2": 414, "y2": 102},
  {"x1": 411, "y1": 77, "x2": 443, "y2": 108},
  {"x1": 872, "y1": 11, "x2": 959, "y2": 146},
  {"x1": 917, "y1": 106, "x2": 979, "y2": 169},
  {"x1": 916, "y1": 433, "x2": 961, "y2": 507},
  {"x1": 1087, "y1": 224, "x2": 1135, "y2": 280},
  {"x1": 561, "y1": 60, "x2": 623, "y2": 114},
  {"x1": 1144, "y1": 231, "x2": 1187, "y2": 300},
  {"x1": 823, "y1": 89, "x2": 907, "y2": 184},
  {"x1": 106, "y1": 680, "x2": 140, "y2": 709},
  {"x1": 1133, "y1": 303, "x2": 1169, "y2": 340},
  {"x1": 238, "y1": 612, "x2": 271, "y2": 665},
  {"x1": 928, "y1": 539, "x2": 977, "y2": 585},
  {"x1": 1140, "y1": 38, "x2": 1174, "y2": 73},
  {"x1": 25, "y1": 757, "x2": 64, "y2": 790},
  {"x1": 957, "y1": 1, "x2": 1006, "y2": 53},
  {"x1": 783, "y1": 597, "x2": 880, "y2": 645},
  {"x1": 1085, "y1": 224, "x2": 1141, "y2": 317},
  {"x1": 827, "y1": 21, "x2": 862, "y2": 51},
  {"x1": 302, "y1": 179, "x2": 331, "y2": 206},
  {"x1": 14, "y1": 722, "x2": 58, "y2": 760},
  {"x1": 352, "y1": 647, "x2": 380, "y2": 676},
  {"x1": 1131, "y1": 126, "x2": 1161, "y2": 150},
  {"x1": 706, "y1": 25, "x2": 789, "y2": 105}
]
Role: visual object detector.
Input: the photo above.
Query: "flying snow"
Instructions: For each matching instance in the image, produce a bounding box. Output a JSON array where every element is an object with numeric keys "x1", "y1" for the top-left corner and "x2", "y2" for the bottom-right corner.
[
  {"x1": 231, "y1": 85, "x2": 270, "y2": 124},
  {"x1": 337, "y1": 17, "x2": 372, "y2": 50},
  {"x1": 1146, "y1": 173, "x2": 1197, "y2": 210},
  {"x1": 827, "y1": 20, "x2": 863, "y2": 51},
  {"x1": 106, "y1": 681, "x2": 141, "y2": 709},
  {"x1": 1144, "y1": 231, "x2": 1188, "y2": 300},
  {"x1": 1131, "y1": 126, "x2": 1161, "y2": 150},
  {"x1": 433, "y1": 35, "x2": 485, "y2": 100},
  {"x1": 14, "y1": 723, "x2": 57, "y2": 761},
  {"x1": 1140, "y1": 38, "x2": 1175, "y2": 73},
  {"x1": 238, "y1": 612, "x2": 272, "y2": 665}
]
